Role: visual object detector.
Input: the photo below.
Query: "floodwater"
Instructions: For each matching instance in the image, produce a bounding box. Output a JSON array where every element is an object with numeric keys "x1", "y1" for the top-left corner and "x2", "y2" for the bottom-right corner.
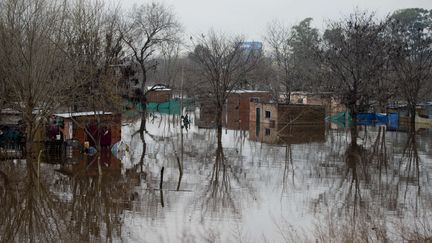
[{"x1": 1, "y1": 112, "x2": 432, "y2": 242}]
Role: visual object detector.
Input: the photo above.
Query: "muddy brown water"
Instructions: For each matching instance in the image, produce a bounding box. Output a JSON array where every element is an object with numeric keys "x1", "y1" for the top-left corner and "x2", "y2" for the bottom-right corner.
[{"x1": 0, "y1": 114, "x2": 431, "y2": 242}]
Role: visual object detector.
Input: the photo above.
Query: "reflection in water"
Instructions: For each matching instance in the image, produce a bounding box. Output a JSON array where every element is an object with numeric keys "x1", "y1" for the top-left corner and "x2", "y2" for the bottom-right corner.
[
  {"x1": 0, "y1": 162, "x2": 64, "y2": 242},
  {"x1": 344, "y1": 126, "x2": 367, "y2": 215},
  {"x1": 202, "y1": 144, "x2": 237, "y2": 216},
  {"x1": 309, "y1": 125, "x2": 432, "y2": 242},
  {"x1": 400, "y1": 131, "x2": 421, "y2": 192},
  {"x1": 66, "y1": 174, "x2": 130, "y2": 242},
  {"x1": 249, "y1": 122, "x2": 325, "y2": 145},
  {"x1": 282, "y1": 145, "x2": 294, "y2": 196},
  {"x1": 0, "y1": 151, "x2": 136, "y2": 242},
  {"x1": 1, "y1": 113, "x2": 432, "y2": 242}
]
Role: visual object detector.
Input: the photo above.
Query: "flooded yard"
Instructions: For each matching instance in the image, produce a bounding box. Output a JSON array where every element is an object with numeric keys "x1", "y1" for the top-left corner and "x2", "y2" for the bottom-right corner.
[{"x1": 1, "y1": 113, "x2": 432, "y2": 242}]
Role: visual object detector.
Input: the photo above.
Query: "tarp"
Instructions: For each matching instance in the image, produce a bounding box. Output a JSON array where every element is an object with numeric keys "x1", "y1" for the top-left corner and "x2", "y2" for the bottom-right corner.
[
  {"x1": 387, "y1": 112, "x2": 399, "y2": 130},
  {"x1": 124, "y1": 98, "x2": 193, "y2": 116},
  {"x1": 327, "y1": 112, "x2": 399, "y2": 129},
  {"x1": 376, "y1": 113, "x2": 388, "y2": 123},
  {"x1": 326, "y1": 112, "x2": 351, "y2": 122},
  {"x1": 357, "y1": 113, "x2": 374, "y2": 125},
  {"x1": 0, "y1": 126, "x2": 24, "y2": 146},
  {"x1": 325, "y1": 112, "x2": 351, "y2": 128},
  {"x1": 147, "y1": 99, "x2": 181, "y2": 115},
  {"x1": 356, "y1": 113, "x2": 388, "y2": 126}
]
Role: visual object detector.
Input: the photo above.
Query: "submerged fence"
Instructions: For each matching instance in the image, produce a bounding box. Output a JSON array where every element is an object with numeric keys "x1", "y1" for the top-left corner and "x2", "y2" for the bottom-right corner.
[
  {"x1": 0, "y1": 140, "x2": 83, "y2": 163},
  {"x1": 0, "y1": 142, "x2": 24, "y2": 160}
]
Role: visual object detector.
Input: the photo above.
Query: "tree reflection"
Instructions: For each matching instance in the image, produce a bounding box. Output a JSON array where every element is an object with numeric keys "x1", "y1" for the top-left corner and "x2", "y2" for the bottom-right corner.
[
  {"x1": 399, "y1": 130, "x2": 421, "y2": 193},
  {"x1": 0, "y1": 161, "x2": 65, "y2": 242},
  {"x1": 201, "y1": 141, "x2": 237, "y2": 216},
  {"x1": 198, "y1": 130, "x2": 257, "y2": 221},
  {"x1": 311, "y1": 126, "x2": 391, "y2": 242},
  {"x1": 57, "y1": 150, "x2": 134, "y2": 242},
  {"x1": 66, "y1": 174, "x2": 130, "y2": 242},
  {"x1": 341, "y1": 126, "x2": 368, "y2": 217},
  {"x1": 0, "y1": 146, "x2": 137, "y2": 242},
  {"x1": 282, "y1": 144, "x2": 294, "y2": 196},
  {"x1": 369, "y1": 126, "x2": 388, "y2": 177},
  {"x1": 310, "y1": 124, "x2": 432, "y2": 242}
]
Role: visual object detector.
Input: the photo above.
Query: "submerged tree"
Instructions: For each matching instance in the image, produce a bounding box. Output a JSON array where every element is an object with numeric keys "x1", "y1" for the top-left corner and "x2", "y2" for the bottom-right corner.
[
  {"x1": 121, "y1": 2, "x2": 181, "y2": 141},
  {"x1": 388, "y1": 8, "x2": 432, "y2": 127},
  {"x1": 0, "y1": 0, "x2": 73, "y2": 158},
  {"x1": 0, "y1": 162, "x2": 65, "y2": 242},
  {"x1": 189, "y1": 31, "x2": 260, "y2": 142},
  {"x1": 321, "y1": 11, "x2": 390, "y2": 120},
  {"x1": 63, "y1": 0, "x2": 124, "y2": 113}
]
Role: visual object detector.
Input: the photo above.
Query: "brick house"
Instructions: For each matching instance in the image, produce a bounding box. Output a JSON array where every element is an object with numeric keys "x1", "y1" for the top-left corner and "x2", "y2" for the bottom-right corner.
[
  {"x1": 146, "y1": 85, "x2": 172, "y2": 103},
  {"x1": 249, "y1": 102, "x2": 326, "y2": 144},
  {"x1": 54, "y1": 112, "x2": 121, "y2": 147},
  {"x1": 198, "y1": 90, "x2": 272, "y2": 129}
]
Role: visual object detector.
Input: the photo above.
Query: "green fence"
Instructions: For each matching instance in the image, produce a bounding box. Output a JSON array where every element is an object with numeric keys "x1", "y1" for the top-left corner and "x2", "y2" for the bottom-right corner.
[{"x1": 123, "y1": 98, "x2": 193, "y2": 116}]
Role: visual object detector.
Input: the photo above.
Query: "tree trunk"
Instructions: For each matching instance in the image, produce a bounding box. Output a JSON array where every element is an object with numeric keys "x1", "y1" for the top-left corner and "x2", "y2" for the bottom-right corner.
[
  {"x1": 24, "y1": 116, "x2": 35, "y2": 162},
  {"x1": 216, "y1": 107, "x2": 223, "y2": 145},
  {"x1": 136, "y1": 62, "x2": 148, "y2": 142},
  {"x1": 409, "y1": 103, "x2": 416, "y2": 131},
  {"x1": 139, "y1": 111, "x2": 146, "y2": 142},
  {"x1": 350, "y1": 122, "x2": 358, "y2": 147},
  {"x1": 349, "y1": 103, "x2": 358, "y2": 127}
]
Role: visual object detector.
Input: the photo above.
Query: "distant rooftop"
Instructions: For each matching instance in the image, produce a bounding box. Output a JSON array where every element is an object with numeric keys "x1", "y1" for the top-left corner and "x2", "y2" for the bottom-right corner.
[
  {"x1": 147, "y1": 84, "x2": 171, "y2": 91},
  {"x1": 231, "y1": 89, "x2": 269, "y2": 94},
  {"x1": 54, "y1": 111, "x2": 113, "y2": 118}
]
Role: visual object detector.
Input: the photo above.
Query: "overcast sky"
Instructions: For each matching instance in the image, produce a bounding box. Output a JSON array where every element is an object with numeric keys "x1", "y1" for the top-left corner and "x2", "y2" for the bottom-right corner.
[{"x1": 119, "y1": 0, "x2": 432, "y2": 41}]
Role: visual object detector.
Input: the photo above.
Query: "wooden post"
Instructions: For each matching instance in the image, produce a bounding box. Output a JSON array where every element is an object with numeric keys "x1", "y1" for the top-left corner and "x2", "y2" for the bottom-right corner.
[
  {"x1": 37, "y1": 150, "x2": 43, "y2": 178},
  {"x1": 160, "y1": 166, "x2": 164, "y2": 190},
  {"x1": 160, "y1": 166, "x2": 165, "y2": 207}
]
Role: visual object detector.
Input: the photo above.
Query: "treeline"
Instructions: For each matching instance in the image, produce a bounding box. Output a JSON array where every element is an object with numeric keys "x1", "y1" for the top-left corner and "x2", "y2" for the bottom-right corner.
[
  {"x1": 185, "y1": 10, "x2": 432, "y2": 124},
  {"x1": 0, "y1": 0, "x2": 181, "y2": 151},
  {"x1": 0, "y1": 0, "x2": 431, "y2": 146},
  {"x1": 185, "y1": 9, "x2": 432, "y2": 133}
]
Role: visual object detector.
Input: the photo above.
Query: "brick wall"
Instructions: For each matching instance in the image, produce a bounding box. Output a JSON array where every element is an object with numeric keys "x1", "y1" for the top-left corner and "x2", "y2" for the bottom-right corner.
[
  {"x1": 249, "y1": 102, "x2": 325, "y2": 144},
  {"x1": 223, "y1": 92, "x2": 272, "y2": 130},
  {"x1": 147, "y1": 90, "x2": 172, "y2": 103},
  {"x1": 65, "y1": 114, "x2": 121, "y2": 146}
]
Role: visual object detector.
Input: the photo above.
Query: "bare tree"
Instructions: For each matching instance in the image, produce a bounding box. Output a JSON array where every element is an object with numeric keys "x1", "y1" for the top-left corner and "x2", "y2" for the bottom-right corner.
[
  {"x1": 240, "y1": 54, "x2": 276, "y2": 92},
  {"x1": 150, "y1": 39, "x2": 182, "y2": 88},
  {"x1": 189, "y1": 31, "x2": 260, "y2": 143},
  {"x1": 266, "y1": 19, "x2": 321, "y2": 102},
  {"x1": 320, "y1": 11, "x2": 390, "y2": 120},
  {"x1": 0, "y1": 68, "x2": 8, "y2": 110},
  {"x1": 53, "y1": 1, "x2": 126, "y2": 177},
  {"x1": 266, "y1": 21, "x2": 294, "y2": 102},
  {"x1": 62, "y1": 0, "x2": 123, "y2": 112},
  {"x1": 121, "y1": 2, "x2": 181, "y2": 141},
  {"x1": 0, "y1": 0, "x2": 73, "y2": 158}
]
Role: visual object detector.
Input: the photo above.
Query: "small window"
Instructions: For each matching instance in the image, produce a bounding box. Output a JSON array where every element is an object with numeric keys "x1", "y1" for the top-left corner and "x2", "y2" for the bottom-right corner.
[
  {"x1": 265, "y1": 128, "x2": 271, "y2": 136},
  {"x1": 265, "y1": 111, "x2": 271, "y2": 118},
  {"x1": 250, "y1": 97, "x2": 260, "y2": 103}
]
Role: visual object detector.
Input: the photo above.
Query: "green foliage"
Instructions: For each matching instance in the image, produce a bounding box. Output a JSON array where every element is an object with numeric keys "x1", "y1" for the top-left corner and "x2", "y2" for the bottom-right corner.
[{"x1": 388, "y1": 8, "x2": 432, "y2": 104}]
